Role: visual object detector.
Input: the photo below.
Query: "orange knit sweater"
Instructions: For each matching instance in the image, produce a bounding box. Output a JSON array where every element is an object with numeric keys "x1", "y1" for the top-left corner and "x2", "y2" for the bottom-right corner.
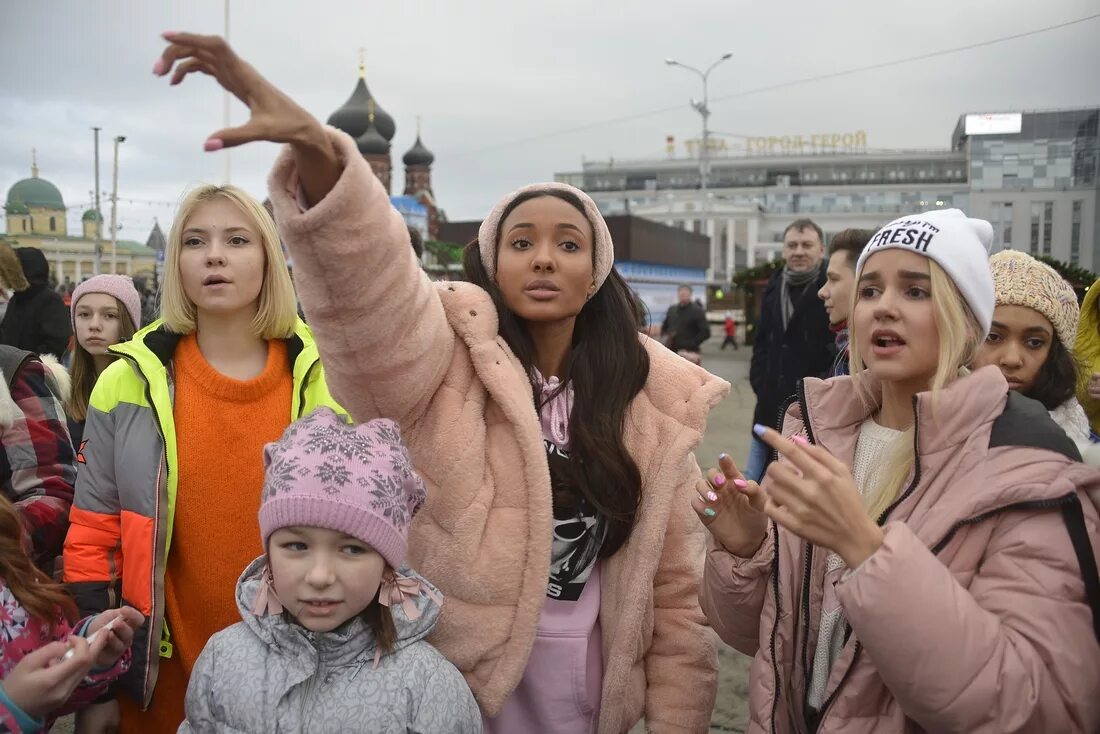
[{"x1": 119, "y1": 334, "x2": 291, "y2": 732}]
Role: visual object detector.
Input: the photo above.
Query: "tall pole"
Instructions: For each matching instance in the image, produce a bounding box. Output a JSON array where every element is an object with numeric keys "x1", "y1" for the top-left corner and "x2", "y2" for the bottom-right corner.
[
  {"x1": 223, "y1": 0, "x2": 231, "y2": 184},
  {"x1": 110, "y1": 136, "x2": 125, "y2": 273},
  {"x1": 700, "y1": 74, "x2": 709, "y2": 272},
  {"x1": 92, "y1": 127, "x2": 102, "y2": 275},
  {"x1": 666, "y1": 53, "x2": 732, "y2": 280}
]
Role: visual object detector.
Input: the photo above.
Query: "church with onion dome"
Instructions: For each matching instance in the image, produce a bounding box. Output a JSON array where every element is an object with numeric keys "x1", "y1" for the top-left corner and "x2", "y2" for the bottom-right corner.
[
  {"x1": 1, "y1": 152, "x2": 159, "y2": 284},
  {"x1": 325, "y1": 60, "x2": 445, "y2": 240}
]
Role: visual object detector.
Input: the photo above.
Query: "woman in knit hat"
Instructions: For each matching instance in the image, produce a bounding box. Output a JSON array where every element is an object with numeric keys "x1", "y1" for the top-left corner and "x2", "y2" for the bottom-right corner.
[
  {"x1": 179, "y1": 407, "x2": 480, "y2": 733},
  {"x1": 699, "y1": 209, "x2": 1100, "y2": 732},
  {"x1": 64, "y1": 274, "x2": 141, "y2": 448},
  {"x1": 62, "y1": 185, "x2": 343, "y2": 734},
  {"x1": 973, "y1": 250, "x2": 1089, "y2": 444},
  {"x1": 1075, "y1": 278, "x2": 1100, "y2": 436},
  {"x1": 155, "y1": 33, "x2": 726, "y2": 733}
]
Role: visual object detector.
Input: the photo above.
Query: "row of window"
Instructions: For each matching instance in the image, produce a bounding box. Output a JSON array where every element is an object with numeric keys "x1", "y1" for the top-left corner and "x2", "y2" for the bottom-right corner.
[
  {"x1": 989, "y1": 200, "x2": 1086, "y2": 264},
  {"x1": 12, "y1": 215, "x2": 60, "y2": 232},
  {"x1": 575, "y1": 161, "x2": 971, "y2": 192},
  {"x1": 971, "y1": 138, "x2": 1098, "y2": 188}
]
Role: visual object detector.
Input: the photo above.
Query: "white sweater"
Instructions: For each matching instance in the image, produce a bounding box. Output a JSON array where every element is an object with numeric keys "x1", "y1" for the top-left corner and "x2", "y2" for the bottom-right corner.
[{"x1": 806, "y1": 417, "x2": 903, "y2": 712}]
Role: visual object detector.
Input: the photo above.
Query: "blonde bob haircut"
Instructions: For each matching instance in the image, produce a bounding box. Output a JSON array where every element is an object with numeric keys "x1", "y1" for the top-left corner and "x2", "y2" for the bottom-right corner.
[
  {"x1": 161, "y1": 185, "x2": 297, "y2": 339},
  {"x1": 848, "y1": 258, "x2": 985, "y2": 520}
]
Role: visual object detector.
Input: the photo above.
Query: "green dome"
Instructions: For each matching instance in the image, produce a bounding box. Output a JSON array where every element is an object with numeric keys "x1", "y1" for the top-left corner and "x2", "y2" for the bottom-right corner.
[
  {"x1": 6, "y1": 177, "x2": 65, "y2": 211},
  {"x1": 82, "y1": 208, "x2": 103, "y2": 222},
  {"x1": 6, "y1": 202, "x2": 28, "y2": 215}
]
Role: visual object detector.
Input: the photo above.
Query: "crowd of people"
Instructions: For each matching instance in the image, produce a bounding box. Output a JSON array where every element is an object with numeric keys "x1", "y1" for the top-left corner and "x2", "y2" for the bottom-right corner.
[{"x1": 0, "y1": 30, "x2": 1096, "y2": 734}]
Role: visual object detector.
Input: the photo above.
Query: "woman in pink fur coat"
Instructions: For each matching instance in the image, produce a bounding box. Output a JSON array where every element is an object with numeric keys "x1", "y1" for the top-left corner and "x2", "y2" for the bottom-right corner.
[{"x1": 153, "y1": 32, "x2": 730, "y2": 734}]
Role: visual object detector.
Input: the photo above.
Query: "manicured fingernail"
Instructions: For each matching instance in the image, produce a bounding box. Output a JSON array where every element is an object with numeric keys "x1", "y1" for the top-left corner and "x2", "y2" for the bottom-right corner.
[
  {"x1": 153, "y1": 59, "x2": 166, "y2": 75},
  {"x1": 792, "y1": 435, "x2": 809, "y2": 446},
  {"x1": 753, "y1": 424, "x2": 767, "y2": 436},
  {"x1": 706, "y1": 491, "x2": 718, "y2": 502},
  {"x1": 704, "y1": 508, "x2": 716, "y2": 517},
  {"x1": 718, "y1": 453, "x2": 729, "y2": 461},
  {"x1": 162, "y1": 31, "x2": 179, "y2": 38},
  {"x1": 713, "y1": 473, "x2": 726, "y2": 487},
  {"x1": 734, "y1": 479, "x2": 748, "y2": 488},
  {"x1": 204, "y1": 138, "x2": 224, "y2": 152}
]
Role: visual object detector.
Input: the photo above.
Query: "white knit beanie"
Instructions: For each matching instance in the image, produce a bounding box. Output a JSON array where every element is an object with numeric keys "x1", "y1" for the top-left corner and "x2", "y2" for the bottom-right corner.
[{"x1": 855, "y1": 209, "x2": 995, "y2": 337}]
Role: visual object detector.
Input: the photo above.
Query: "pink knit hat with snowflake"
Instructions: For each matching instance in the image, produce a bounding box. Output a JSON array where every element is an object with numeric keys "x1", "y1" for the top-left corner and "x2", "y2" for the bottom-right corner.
[{"x1": 258, "y1": 407, "x2": 426, "y2": 569}]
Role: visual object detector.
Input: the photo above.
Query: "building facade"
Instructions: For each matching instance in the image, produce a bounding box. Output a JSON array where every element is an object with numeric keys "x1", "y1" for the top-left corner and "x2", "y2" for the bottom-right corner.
[
  {"x1": 555, "y1": 107, "x2": 1099, "y2": 280},
  {"x1": 957, "y1": 109, "x2": 1098, "y2": 268},
  {"x1": 2, "y1": 162, "x2": 158, "y2": 283}
]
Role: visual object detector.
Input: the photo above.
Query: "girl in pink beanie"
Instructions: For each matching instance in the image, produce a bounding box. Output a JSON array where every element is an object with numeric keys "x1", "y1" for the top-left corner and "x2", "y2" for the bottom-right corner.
[
  {"x1": 180, "y1": 407, "x2": 480, "y2": 733},
  {"x1": 65, "y1": 274, "x2": 141, "y2": 447}
]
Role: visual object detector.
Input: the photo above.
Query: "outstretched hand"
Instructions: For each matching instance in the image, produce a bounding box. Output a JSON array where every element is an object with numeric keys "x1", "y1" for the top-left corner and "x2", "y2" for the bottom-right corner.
[
  {"x1": 154, "y1": 31, "x2": 320, "y2": 150},
  {"x1": 754, "y1": 425, "x2": 884, "y2": 567},
  {"x1": 154, "y1": 31, "x2": 340, "y2": 204},
  {"x1": 692, "y1": 454, "x2": 770, "y2": 558}
]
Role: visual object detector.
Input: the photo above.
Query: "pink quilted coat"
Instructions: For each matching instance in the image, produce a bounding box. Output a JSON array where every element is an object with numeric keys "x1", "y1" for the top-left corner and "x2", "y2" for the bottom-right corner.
[{"x1": 702, "y1": 366, "x2": 1100, "y2": 733}]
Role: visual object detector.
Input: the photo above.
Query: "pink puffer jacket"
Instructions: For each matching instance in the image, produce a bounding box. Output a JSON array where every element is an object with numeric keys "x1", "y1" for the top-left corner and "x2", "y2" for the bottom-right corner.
[
  {"x1": 267, "y1": 129, "x2": 728, "y2": 733},
  {"x1": 702, "y1": 366, "x2": 1100, "y2": 733}
]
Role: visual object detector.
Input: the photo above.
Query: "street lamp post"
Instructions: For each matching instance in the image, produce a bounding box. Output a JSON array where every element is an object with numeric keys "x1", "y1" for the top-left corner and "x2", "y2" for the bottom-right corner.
[
  {"x1": 92, "y1": 127, "x2": 102, "y2": 275},
  {"x1": 666, "y1": 53, "x2": 733, "y2": 279},
  {"x1": 110, "y1": 136, "x2": 126, "y2": 273}
]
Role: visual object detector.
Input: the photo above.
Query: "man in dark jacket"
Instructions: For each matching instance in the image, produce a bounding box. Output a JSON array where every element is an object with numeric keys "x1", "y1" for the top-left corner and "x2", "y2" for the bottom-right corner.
[
  {"x1": 661, "y1": 285, "x2": 711, "y2": 354},
  {"x1": 0, "y1": 247, "x2": 71, "y2": 358},
  {"x1": 746, "y1": 219, "x2": 834, "y2": 481}
]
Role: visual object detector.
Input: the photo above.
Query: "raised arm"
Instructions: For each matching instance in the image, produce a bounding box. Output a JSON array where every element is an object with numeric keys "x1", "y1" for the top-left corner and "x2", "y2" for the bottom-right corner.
[{"x1": 153, "y1": 32, "x2": 455, "y2": 424}]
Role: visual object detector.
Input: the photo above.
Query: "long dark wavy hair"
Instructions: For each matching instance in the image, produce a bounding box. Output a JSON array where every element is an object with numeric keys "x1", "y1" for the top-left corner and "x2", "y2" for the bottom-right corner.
[
  {"x1": 463, "y1": 190, "x2": 650, "y2": 556},
  {"x1": 1026, "y1": 336, "x2": 1080, "y2": 411}
]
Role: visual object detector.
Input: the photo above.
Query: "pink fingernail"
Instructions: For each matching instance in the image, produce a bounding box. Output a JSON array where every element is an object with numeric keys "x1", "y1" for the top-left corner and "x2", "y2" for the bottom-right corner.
[
  {"x1": 153, "y1": 59, "x2": 166, "y2": 75},
  {"x1": 706, "y1": 491, "x2": 718, "y2": 502},
  {"x1": 204, "y1": 138, "x2": 224, "y2": 152},
  {"x1": 792, "y1": 435, "x2": 809, "y2": 446},
  {"x1": 733, "y1": 479, "x2": 748, "y2": 488},
  {"x1": 713, "y1": 473, "x2": 726, "y2": 487}
]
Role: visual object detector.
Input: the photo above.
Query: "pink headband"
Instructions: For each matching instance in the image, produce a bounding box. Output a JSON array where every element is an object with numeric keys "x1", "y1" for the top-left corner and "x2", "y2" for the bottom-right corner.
[{"x1": 477, "y1": 182, "x2": 615, "y2": 291}]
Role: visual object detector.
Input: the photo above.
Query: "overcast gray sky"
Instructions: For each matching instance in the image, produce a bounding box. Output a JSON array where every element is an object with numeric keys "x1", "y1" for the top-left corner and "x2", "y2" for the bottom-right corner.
[{"x1": 2, "y1": 0, "x2": 1098, "y2": 243}]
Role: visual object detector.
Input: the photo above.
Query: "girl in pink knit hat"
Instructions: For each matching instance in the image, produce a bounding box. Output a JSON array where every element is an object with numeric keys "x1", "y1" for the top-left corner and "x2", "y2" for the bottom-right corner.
[
  {"x1": 180, "y1": 407, "x2": 480, "y2": 733},
  {"x1": 64, "y1": 274, "x2": 141, "y2": 448}
]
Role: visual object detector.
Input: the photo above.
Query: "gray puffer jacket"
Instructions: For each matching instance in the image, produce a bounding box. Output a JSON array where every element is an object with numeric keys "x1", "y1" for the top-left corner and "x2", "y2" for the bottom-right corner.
[{"x1": 179, "y1": 556, "x2": 481, "y2": 733}]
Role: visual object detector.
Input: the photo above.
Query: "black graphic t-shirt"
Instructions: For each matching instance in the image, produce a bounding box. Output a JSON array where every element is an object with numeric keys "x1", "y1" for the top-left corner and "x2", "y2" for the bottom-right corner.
[{"x1": 544, "y1": 439, "x2": 607, "y2": 601}]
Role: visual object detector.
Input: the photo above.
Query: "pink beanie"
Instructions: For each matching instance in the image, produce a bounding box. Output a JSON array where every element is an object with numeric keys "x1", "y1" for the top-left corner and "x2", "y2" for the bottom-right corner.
[
  {"x1": 478, "y1": 182, "x2": 615, "y2": 291},
  {"x1": 71, "y1": 275, "x2": 142, "y2": 329},
  {"x1": 259, "y1": 407, "x2": 426, "y2": 570}
]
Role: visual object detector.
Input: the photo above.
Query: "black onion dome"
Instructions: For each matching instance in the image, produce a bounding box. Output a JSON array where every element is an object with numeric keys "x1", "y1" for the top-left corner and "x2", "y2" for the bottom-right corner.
[
  {"x1": 326, "y1": 78, "x2": 396, "y2": 142},
  {"x1": 403, "y1": 136, "x2": 434, "y2": 166},
  {"x1": 357, "y1": 121, "x2": 390, "y2": 156}
]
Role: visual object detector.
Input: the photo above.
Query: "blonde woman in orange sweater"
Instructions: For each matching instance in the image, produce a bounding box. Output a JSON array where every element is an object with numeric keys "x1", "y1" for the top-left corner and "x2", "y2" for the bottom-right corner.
[{"x1": 63, "y1": 186, "x2": 342, "y2": 734}]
